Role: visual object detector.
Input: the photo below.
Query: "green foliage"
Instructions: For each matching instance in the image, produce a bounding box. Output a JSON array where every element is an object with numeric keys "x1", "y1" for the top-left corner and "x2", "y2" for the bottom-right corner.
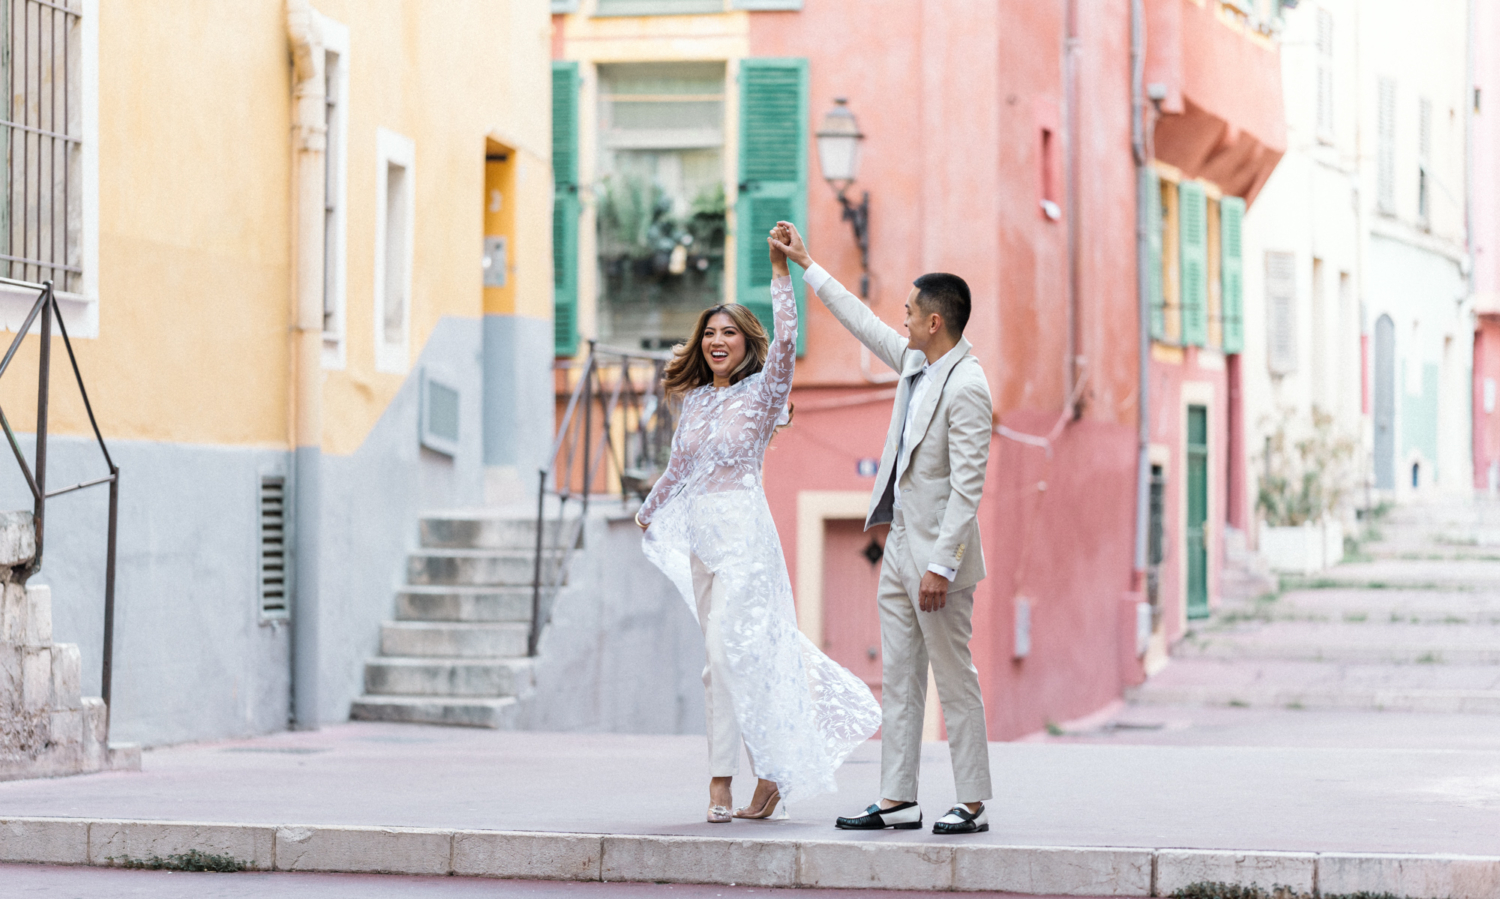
[
  {"x1": 597, "y1": 175, "x2": 726, "y2": 265},
  {"x1": 111, "y1": 850, "x2": 248, "y2": 872},
  {"x1": 1256, "y1": 406, "x2": 1357, "y2": 527}
]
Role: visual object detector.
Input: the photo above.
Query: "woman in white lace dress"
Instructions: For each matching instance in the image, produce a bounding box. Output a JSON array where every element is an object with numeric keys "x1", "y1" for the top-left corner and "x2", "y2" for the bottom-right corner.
[{"x1": 637, "y1": 224, "x2": 881, "y2": 823}]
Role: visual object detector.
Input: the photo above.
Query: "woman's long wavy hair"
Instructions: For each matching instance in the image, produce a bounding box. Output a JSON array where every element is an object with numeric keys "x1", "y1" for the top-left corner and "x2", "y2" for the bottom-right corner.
[
  {"x1": 661, "y1": 302, "x2": 793, "y2": 429},
  {"x1": 662, "y1": 303, "x2": 771, "y2": 397}
]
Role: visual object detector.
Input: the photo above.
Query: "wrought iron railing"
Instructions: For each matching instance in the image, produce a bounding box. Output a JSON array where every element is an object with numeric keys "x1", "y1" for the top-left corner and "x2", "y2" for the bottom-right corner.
[
  {"x1": 0, "y1": 277, "x2": 118, "y2": 732},
  {"x1": 528, "y1": 340, "x2": 675, "y2": 655}
]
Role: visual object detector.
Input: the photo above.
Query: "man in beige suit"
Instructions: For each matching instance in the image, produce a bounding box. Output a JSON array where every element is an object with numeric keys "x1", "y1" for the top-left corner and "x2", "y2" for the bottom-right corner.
[{"x1": 770, "y1": 222, "x2": 993, "y2": 835}]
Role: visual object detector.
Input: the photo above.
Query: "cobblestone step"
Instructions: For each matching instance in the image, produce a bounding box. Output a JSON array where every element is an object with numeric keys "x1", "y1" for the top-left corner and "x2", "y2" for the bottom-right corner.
[
  {"x1": 348, "y1": 695, "x2": 520, "y2": 728},
  {"x1": 363, "y1": 657, "x2": 533, "y2": 697},
  {"x1": 395, "y1": 586, "x2": 533, "y2": 623},
  {"x1": 378, "y1": 622, "x2": 529, "y2": 659},
  {"x1": 1180, "y1": 622, "x2": 1500, "y2": 665},
  {"x1": 1131, "y1": 658, "x2": 1500, "y2": 713},
  {"x1": 419, "y1": 513, "x2": 580, "y2": 551}
]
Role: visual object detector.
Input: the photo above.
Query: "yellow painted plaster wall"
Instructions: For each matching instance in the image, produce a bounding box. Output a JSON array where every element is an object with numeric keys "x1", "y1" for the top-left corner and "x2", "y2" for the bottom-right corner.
[{"x1": 0, "y1": 0, "x2": 551, "y2": 458}]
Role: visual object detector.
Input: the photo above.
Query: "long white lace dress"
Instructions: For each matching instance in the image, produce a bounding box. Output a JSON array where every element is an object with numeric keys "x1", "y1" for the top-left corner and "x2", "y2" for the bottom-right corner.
[{"x1": 638, "y1": 276, "x2": 882, "y2": 804}]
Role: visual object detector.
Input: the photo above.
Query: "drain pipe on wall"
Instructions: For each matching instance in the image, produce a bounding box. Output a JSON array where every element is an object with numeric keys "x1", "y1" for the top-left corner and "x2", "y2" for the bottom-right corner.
[
  {"x1": 287, "y1": 0, "x2": 326, "y2": 729},
  {"x1": 1130, "y1": 0, "x2": 1152, "y2": 583}
]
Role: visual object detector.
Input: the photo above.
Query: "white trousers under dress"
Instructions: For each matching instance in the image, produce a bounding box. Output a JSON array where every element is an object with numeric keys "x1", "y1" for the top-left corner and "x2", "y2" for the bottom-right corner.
[{"x1": 691, "y1": 553, "x2": 757, "y2": 778}]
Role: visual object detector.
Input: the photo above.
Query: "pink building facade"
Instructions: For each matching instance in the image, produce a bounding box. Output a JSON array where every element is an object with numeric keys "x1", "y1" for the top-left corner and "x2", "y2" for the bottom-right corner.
[
  {"x1": 1474, "y1": 0, "x2": 1500, "y2": 493},
  {"x1": 553, "y1": 0, "x2": 1284, "y2": 739}
]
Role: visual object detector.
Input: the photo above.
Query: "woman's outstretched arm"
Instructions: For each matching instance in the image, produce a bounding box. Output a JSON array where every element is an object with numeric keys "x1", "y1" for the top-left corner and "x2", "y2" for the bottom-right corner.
[{"x1": 759, "y1": 227, "x2": 798, "y2": 410}]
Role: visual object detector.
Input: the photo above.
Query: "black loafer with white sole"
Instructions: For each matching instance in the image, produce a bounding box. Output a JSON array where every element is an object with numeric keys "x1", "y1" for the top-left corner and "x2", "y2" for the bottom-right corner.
[
  {"x1": 932, "y1": 803, "x2": 988, "y2": 834},
  {"x1": 835, "y1": 801, "x2": 922, "y2": 830}
]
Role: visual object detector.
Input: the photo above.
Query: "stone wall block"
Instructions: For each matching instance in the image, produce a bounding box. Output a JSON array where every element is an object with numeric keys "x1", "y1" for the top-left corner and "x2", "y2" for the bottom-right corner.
[
  {"x1": 1157, "y1": 850, "x2": 1315, "y2": 897},
  {"x1": 23, "y1": 585, "x2": 51, "y2": 645},
  {"x1": 798, "y1": 840, "x2": 954, "y2": 891},
  {"x1": 0, "y1": 644, "x2": 20, "y2": 697},
  {"x1": 82, "y1": 697, "x2": 107, "y2": 746},
  {"x1": 274, "y1": 825, "x2": 451, "y2": 874},
  {"x1": 601, "y1": 835, "x2": 795, "y2": 887},
  {"x1": 0, "y1": 817, "x2": 89, "y2": 864},
  {"x1": 953, "y1": 845, "x2": 1154, "y2": 896},
  {"x1": 1318, "y1": 853, "x2": 1500, "y2": 899},
  {"x1": 50, "y1": 643, "x2": 82, "y2": 709},
  {"x1": 452, "y1": 830, "x2": 601, "y2": 880},
  {"x1": 90, "y1": 820, "x2": 275, "y2": 871},
  {"x1": 0, "y1": 511, "x2": 36, "y2": 567},
  {"x1": 20, "y1": 647, "x2": 51, "y2": 711},
  {"x1": 47, "y1": 709, "x2": 83, "y2": 746},
  {"x1": 0, "y1": 583, "x2": 26, "y2": 643}
]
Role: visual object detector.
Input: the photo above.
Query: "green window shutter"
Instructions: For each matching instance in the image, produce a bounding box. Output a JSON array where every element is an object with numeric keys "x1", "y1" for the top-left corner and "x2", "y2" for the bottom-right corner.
[
  {"x1": 737, "y1": 58, "x2": 808, "y2": 356},
  {"x1": 1220, "y1": 195, "x2": 1245, "y2": 354},
  {"x1": 1147, "y1": 169, "x2": 1165, "y2": 341},
  {"x1": 552, "y1": 62, "x2": 581, "y2": 357},
  {"x1": 1179, "y1": 180, "x2": 1208, "y2": 347}
]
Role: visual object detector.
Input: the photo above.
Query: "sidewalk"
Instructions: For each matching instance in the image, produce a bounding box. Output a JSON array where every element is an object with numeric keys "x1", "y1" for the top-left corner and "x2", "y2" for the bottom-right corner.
[{"x1": 2, "y1": 722, "x2": 1498, "y2": 896}]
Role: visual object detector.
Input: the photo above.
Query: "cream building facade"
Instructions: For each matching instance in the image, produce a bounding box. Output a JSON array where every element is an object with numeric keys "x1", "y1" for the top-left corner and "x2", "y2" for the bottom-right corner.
[{"x1": 0, "y1": 1, "x2": 553, "y2": 745}]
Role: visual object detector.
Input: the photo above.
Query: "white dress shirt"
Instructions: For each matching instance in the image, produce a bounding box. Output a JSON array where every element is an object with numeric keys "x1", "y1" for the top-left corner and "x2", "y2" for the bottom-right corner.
[{"x1": 804, "y1": 263, "x2": 959, "y2": 583}]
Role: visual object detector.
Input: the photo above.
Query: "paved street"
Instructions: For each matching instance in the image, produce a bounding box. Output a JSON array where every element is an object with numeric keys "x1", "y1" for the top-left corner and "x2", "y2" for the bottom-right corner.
[{"x1": 0, "y1": 864, "x2": 1065, "y2": 899}]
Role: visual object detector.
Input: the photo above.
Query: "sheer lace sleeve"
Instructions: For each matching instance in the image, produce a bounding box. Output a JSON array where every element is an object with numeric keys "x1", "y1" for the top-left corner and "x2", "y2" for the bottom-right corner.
[
  {"x1": 758, "y1": 276, "x2": 798, "y2": 409},
  {"x1": 638, "y1": 399, "x2": 695, "y2": 525}
]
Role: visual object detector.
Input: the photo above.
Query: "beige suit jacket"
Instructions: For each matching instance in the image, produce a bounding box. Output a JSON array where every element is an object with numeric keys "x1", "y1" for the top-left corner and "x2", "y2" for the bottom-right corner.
[{"x1": 814, "y1": 274, "x2": 992, "y2": 592}]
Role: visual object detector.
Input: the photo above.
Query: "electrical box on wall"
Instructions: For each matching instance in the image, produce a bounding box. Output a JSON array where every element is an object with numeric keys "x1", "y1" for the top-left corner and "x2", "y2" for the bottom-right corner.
[
  {"x1": 1013, "y1": 596, "x2": 1032, "y2": 660},
  {"x1": 420, "y1": 368, "x2": 461, "y2": 457}
]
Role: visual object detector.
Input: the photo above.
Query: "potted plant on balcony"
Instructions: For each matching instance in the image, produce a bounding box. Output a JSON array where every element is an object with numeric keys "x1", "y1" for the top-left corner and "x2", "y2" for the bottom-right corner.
[{"x1": 1256, "y1": 406, "x2": 1357, "y2": 574}]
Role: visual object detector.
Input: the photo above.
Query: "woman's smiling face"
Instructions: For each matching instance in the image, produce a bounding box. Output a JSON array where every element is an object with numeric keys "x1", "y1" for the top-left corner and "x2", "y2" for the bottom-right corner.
[{"x1": 702, "y1": 311, "x2": 748, "y2": 383}]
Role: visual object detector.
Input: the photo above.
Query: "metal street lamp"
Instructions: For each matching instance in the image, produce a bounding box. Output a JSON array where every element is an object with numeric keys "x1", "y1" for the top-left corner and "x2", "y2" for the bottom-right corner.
[{"x1": 816, "y1": 98, "x2": 870, "y2": 297}]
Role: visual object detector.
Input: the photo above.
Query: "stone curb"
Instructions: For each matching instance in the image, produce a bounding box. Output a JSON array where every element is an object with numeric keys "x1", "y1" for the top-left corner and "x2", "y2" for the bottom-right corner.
[{"x1": 1, "y1": 818, "x2": 1497, "y2": 897}]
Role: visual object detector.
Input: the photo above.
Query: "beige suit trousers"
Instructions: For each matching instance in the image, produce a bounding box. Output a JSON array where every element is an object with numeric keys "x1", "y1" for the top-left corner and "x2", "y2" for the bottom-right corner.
[
  {"x1": 878, "y1": 511, "x2": 993, "y2": 804},
  {"x1": 692, "y1": 554, "x2": 748, "y2": 777}
]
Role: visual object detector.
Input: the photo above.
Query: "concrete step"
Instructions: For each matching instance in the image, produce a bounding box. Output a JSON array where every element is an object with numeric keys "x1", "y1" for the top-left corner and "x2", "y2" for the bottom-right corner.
[
  {"x1": 406, "y1": 549, "x2": 563, "y2": 587},
  {"x1": 1179, "y1": 622, "x2": 1500, "y2": 665},
  {"x1": 379, "y1": 621, "x2": 530, "y2": 658},
  {"x1": 348, "y1": 695, "x2": 520, "y2": 728},
  {"x1": 1130, "y1": 658, "x2": 1500, "y2": 713},
  {"x1": 363, "y1": 657, "x2": 534, "y2": 697},
  {"x1": 420, "y1": 514, "x2": 581, "y2": 551},
  {"x1": 396, "y1": 586, "x2": 533, "y2": 623}
]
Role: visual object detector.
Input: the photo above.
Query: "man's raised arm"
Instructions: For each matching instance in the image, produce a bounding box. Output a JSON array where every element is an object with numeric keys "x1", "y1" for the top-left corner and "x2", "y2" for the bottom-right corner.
[{"x1": 770, "y1": 222, "x2": 908, "y2": 372}]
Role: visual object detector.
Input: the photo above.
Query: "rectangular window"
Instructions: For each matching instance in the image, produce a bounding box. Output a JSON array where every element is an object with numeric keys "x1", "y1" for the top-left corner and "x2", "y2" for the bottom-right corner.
[
  {"x1": 1266, "y1": 250, "x2": 1298, "y2": 375},
  {"x1": 597, "y1": 62, "x2": 726, "y2": 350},
  {"x1": 259, "y1": 475, "x2": 289, "y2": 620},
  {"x1": 1, "y1": 0, "x2": 82, "y2": 292},
  {"x1": 1417, "y1": 96, "x2": 1431, "y2": 228},
  {"x1": 419, "y1": 368, "x2": 461, "y2": 457},
  {"x1": 1377, "y1": 78, "x2": 1396, "y2": 214},
  {"x1": 1316, "y1": 7, "x2": 1334, "y2": 141},
  {"x1": 1311, "y1": 257, "x2": 1325, "y2": 404},
  {"x1": 595, "y1": 0, "x2": 723, "y2": 15},
  {"x1": 375, "y1": 128, "x2": 415, "y2": 373},
  {"x1": 318, "y1": 13, "x2": 350, "y2": 370},
  {"x1": 1147, "y1": 169, "x2": 1165, "y2": 341},
  {"x1": 1160, "y1": 178, "x2": 1181, "y2": 343}
]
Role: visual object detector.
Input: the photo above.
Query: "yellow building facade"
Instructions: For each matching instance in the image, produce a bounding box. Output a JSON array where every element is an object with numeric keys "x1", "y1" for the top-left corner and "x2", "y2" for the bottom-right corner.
[{"x1": 0, "y1": 0, "x2": 553, "y2": 744}]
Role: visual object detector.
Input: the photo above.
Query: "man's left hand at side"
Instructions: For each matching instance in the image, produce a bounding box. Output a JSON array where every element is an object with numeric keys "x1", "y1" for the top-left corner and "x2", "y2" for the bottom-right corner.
[{"x1": 918, "y1": 571, "x2": 949, "y2": 612}]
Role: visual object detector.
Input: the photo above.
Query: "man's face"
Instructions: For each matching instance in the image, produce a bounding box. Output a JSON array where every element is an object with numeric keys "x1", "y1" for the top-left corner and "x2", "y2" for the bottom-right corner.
[{"x1": 903, "y1": 287, "x2": 939, "y2": 353}]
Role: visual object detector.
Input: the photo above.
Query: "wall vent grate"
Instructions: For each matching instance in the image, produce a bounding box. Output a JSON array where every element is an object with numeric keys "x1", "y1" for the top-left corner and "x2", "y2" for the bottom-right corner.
[{"x1": 259, "y1": 476, "x2": 289, "y2": 618}]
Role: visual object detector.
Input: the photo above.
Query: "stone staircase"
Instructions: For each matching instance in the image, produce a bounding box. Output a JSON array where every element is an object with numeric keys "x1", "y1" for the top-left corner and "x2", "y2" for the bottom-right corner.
[{"x1": 350, "y1": 509, "x2": 573, "y2": 728}]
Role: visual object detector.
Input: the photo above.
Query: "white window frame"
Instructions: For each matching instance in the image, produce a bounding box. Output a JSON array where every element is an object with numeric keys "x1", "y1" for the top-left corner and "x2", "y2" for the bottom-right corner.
[
  {"x1": 374, "y1": 127, "x2": 415, "y2": 374},
  {"x1": 0, "y1": 0, "x2": 98, "y2": 339},
  {"x1": 315, "y1": 11, "x2": 349, "y2": 370}
]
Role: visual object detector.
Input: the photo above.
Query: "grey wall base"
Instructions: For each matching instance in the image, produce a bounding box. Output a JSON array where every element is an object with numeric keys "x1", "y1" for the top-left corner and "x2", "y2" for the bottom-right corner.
[{"x1": 523, "y1": 510, "x2": 706, "y2": 736}]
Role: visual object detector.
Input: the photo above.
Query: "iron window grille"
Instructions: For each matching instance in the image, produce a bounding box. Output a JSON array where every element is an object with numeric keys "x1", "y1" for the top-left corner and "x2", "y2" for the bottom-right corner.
[{"x1": 1, "y1": 0, "x2": 81, "y2": 293}]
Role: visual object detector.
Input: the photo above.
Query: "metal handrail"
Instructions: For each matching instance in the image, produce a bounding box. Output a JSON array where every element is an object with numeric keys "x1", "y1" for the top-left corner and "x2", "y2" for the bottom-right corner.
[
  {"x1": 0, "y1": 280, "x2": 119, "y2": 737},
  {"x1": 528, "y1": 340, "x2": 675, "y2": 655}
]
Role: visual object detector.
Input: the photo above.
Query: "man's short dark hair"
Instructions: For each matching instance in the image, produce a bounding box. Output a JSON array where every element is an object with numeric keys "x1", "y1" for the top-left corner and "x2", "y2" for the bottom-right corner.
[{"x1": 912, "y1": 272, "x2": 971, "y2": 336}]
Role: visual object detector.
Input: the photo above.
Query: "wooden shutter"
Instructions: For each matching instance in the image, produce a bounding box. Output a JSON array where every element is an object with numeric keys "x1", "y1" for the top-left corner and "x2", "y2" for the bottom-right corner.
[
  {"x1": 1179, "y1": 180, "x2": 1208, "y2": 347},
  {"x1": 1220, "y1": 196, "x2": 1245, "y2": 354},
  {"x1": 1265, "y1": 250, "x2": 1298, "y2": 374},
  {"x1": 552, "y1": 62, "x2": 580, "y2": 357},
  {"x1": 1147, "y1": 169, "x2": 1165, "y2": 341},
  {"x1": 737, "y1": 58, "x2": 808, "y2": 355}
]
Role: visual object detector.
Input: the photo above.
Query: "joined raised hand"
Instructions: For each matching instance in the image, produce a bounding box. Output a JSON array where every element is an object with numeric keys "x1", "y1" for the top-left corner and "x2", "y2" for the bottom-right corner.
[
  {"x1": 768, "y1": 221, "x2": 812, "y2": 270},
  {"x1": 768, "y1": 222, "x2": 791, "y2": 277}
]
